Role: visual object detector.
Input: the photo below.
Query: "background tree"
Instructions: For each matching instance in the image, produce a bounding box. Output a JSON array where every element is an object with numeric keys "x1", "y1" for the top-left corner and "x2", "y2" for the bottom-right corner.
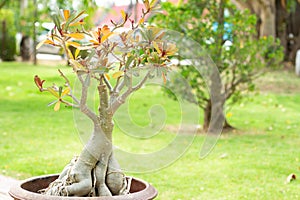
[
  {"x1": 231, "y1": 0, "x2": 300, "y2": 64},
  {"x1": 151, "y1": 0, "x2": 283, "y2": 131},
  {"x1": 0, "y1": 8, "x2": 16, "y2": 61},
  {"x1": 0, "y1": 0, "x2": 97, "y2": 62}
]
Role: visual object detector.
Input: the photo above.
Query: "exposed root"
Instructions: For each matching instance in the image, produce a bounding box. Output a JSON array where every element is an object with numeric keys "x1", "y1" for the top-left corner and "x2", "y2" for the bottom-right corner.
[
  {"x1": 105, "y1": 154, "x2": 127, "y2": 195},
  {"x1": 40, "y1": 155, "x2": 129, "y2": 197}
]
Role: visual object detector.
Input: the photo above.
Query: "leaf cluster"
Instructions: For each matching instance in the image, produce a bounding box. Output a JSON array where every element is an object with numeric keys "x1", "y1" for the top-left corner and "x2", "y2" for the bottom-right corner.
[{"x1": 35, "y1": 1, "x2": 177, "y2": 112}]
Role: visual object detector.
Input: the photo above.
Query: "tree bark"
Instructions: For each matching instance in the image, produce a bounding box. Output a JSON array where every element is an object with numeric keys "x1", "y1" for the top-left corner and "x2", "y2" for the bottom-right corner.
[
  {"x1": 203, "y1": 100, "x2": 212, "y2": 132},
  {"x1": 231, "y1": 0, "x2": 276, "y2": 37},
  {"x1": 259, "y1": 0, "x2": 276, "y2": 37},
  {"x1": 20, "y1": 36, "x2": 31, "y2": 61},
  {"x1": 287, "y1": 2, "x2": 300, "y2": 63},
  {"x1": 203, "y1": 99, "x2": 228, "y2": 133},
  {"x1": 275, "y1": 0, "x2": 288, "y2": 60},
  {"x1": 203, "y1": 0, "x2": 227, "y2": 134},
  {"x1": 232, "y1": 0, "x2": 300, "y2": 63}
]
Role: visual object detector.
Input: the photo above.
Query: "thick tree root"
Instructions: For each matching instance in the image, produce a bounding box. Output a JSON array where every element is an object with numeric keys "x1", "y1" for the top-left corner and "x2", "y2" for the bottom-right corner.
[{"x1": 41, "y1": 155, "x2": 129, "y2": 197}]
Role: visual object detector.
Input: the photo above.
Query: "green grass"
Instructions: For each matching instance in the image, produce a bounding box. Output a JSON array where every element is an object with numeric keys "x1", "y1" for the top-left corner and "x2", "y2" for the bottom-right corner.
[{"x1": 0, "y1": 62, "x2": 300, "y2": 199}]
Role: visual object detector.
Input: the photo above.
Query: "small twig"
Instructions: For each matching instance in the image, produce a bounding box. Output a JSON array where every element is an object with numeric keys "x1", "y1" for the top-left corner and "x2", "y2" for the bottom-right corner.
[
  {"x1": 61, "y1": 100, "x2": 80, "y2": 108},
  {"x1": 103, "y1": 75, "x2": 113, "y2": 92},
  {"x1": 110, "y1": 52, "x2": 123, "y2": 63},
  {"x1": 110, "y1": 71, "x2": 150, "y2": 113},
  {"x1": 132, "y1": 71, "x2": 149, "y2": 91},
  {"x1": 58, "y1": 69, "x2": 80, "y2": 104},
  {"x1": 112, "y1": 77, "x2": 121, "y2": 93},
  {"x1": 58, "y1": 69, "x2": 70, "y2": 85}
]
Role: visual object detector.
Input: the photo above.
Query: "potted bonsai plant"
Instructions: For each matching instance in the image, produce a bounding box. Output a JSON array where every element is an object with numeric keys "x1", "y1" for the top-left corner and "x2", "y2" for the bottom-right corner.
[{"x1": 9, "y1": 0, "x2": 177, "y2": 199}]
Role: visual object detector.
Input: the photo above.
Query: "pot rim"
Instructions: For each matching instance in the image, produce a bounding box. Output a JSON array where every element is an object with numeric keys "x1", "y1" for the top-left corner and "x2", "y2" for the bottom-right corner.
[{"x1": 9, "y1": 174, "x2": 157, "y2": 200}]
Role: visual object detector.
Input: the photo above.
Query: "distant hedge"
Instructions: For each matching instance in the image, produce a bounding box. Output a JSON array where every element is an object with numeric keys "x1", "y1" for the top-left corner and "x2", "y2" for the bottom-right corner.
[{"x1": 0, "y1": 9, "x2": 16, "y2": 61}]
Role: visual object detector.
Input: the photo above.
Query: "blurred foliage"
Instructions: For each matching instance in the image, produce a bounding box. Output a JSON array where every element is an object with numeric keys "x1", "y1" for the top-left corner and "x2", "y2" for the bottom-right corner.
[
  {"x1": 0, "y1": 9, "x2": 16, "y2": 61},
  {"x1": 151, "y1": 0, "x2": 284, "y2": 127},
  {"x1": 41, "y1": 0, "x2": 97, "y2": 29},
  {"x1": 0, "y1": 0, "x2": 97, "y2": 37}
]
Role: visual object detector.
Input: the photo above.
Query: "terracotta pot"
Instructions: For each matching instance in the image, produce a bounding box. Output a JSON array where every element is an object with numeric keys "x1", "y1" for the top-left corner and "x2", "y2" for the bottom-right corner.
[{"x1": 9, "y1": 174, "x2": 157, "y2": 200}]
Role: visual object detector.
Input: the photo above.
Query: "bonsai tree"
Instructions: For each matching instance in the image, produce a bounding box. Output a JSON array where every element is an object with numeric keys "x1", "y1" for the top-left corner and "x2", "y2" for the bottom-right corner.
[{"x1": 35, "y1": 1, "x2": 176, "y2": 197}]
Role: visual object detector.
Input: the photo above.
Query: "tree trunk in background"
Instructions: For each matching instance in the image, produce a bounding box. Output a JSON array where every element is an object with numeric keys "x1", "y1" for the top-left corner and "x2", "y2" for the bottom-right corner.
[
  {"x1": 287, "y1": 3, "x2": 300, "y2": 63},
  {"x1": 275, "y1": 0, "x2": 288, "y2": 60},
  {"x1": 20, "y1": 0, "x2": 28, "y2": 16},
  {"x1": 232, "y1": 0, "x2": 300, "y2": 64},
  {"x1": 203, "y1": 100, "x2": 211, "y2": 133},
  {"x1": 202, "y1": 0, "x2": 227, "y2": 133},
  {"x1": 259, "y1": 0, "x2": 276, "y2": 37},
  {"x1": 203, "y1": 99, "x2": 229, "y2": 133},
  {"x1": 20, "y1": 35, "x2": 31, "y2": 61},
  {"x1": 19, "y1": 0, "x2": 32, "y2": 62},
  {"x1": 231, "y1": 0, "x2": 276, "y2": 37}
]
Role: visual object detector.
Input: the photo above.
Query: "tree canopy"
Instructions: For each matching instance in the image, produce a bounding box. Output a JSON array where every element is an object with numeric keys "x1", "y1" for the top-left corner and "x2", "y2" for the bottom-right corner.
[{"x1": 151, "y1": 0, "x2": 283, "y2": 131}]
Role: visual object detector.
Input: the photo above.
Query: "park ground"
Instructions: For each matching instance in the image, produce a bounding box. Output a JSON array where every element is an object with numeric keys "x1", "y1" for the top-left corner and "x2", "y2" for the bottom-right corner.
[{"x1": 0, "y1": 62, "x2": 299, "y2": 199}]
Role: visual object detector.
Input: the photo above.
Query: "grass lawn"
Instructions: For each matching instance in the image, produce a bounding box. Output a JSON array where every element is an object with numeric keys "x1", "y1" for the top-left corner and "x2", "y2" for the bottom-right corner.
[{"x1": 0, "y1": 62, "x2": 299, "y2": 199}]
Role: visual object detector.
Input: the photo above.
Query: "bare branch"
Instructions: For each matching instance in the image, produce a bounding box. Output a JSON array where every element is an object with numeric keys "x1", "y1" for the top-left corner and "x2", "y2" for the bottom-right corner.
[
  {"x1": 225, "y1": 70, "x2": 263, "y2": 100},
  {"x1": 112, "y1": 77, "x2": 121, "y2": 93},
  {"x1": 110, "y1": 52, "x2": 123, "y2": 63},
  {"x1": 78, "y1": 74, "x2": 99, "y2": 124},
  {"x1": 116, "y1": 79, "x2": 125, "y2": 92},
  {"x1": 132, "y1": 72, "x2": 149, "y2": 91},
  {"x1": 110, "y1": 71, "x2": 150, "y2": 114},
  {"x1": 61, "y1": 100, "x2": 80, "y2": 108},
  {"x1": 98, "y1": 84, "x2": 109, "y2": 119},
  {"x1": 58, "y1": 69, "x2": 80, "y2": 104},
  {"x1": 103, "y1": 75, "x2": 113, "y2": 92}
]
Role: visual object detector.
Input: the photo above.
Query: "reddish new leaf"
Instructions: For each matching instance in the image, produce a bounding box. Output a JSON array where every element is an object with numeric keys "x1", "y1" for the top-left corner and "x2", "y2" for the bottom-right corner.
[{"x1": 34, "y1": 75, "x2": 45, "y2": 92}]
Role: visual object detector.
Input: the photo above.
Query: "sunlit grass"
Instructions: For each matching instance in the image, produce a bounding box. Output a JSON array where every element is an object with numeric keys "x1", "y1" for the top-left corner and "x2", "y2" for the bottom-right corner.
[{"x1": 0, "y1": 62, "x2": 299, "y2": 199}]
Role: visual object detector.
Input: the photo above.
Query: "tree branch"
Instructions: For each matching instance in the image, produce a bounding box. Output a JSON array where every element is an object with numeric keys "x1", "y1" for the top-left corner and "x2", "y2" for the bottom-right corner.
[
  {"x1": 103, "y1": 75, "x2": 113, "y2": 93},
  {"x1": 98, "y1": 84, "x2": 109, "y2": 119},
  {"x1": 58, "y1": 69, "x2": 80, "y2": 104},
  {"x1": 112, "y1": 77, "x2": 122, "y2": 93},
  {"x1": 110, "y1": 71, "x2": 150, "y2": 114},
  {"x1": 61, "y1": 99, "x2": 80, "y2": 108},
  {"x1": 78, "y1": 74, "x2": 99, "y2": 124},
  {"x1": 98, "y1": 80, "x2": 114, "y2": 140}
]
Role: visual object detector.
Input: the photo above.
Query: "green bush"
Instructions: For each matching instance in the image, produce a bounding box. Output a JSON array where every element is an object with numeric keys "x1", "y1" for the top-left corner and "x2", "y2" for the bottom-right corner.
[{"x1": 0, "y1": 9, "x2": 16, "y2": 61}]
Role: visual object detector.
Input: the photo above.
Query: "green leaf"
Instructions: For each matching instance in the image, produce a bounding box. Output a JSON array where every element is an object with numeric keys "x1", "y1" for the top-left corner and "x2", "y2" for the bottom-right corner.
[
  {"x1": 125, "y1": 56, "x2": 135, "y2": 69},
  {"x1": 91, "y1": 66, "x2": 109, "y2": 74},
  {"x1": 58, "y1": 86, "x2": 63, "y2": 97},
  {"x1": 65, "y1": 10, "x2": 88, "y2": 30},
  {"x1": 51, "y1": 12, "x2": 61, "y2": 31}
]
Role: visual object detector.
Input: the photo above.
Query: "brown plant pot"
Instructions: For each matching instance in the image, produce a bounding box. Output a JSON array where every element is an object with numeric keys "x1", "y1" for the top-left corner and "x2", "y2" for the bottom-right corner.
[{"x1": 9, "y1": 174, "x2": 157, "y2": 200}]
